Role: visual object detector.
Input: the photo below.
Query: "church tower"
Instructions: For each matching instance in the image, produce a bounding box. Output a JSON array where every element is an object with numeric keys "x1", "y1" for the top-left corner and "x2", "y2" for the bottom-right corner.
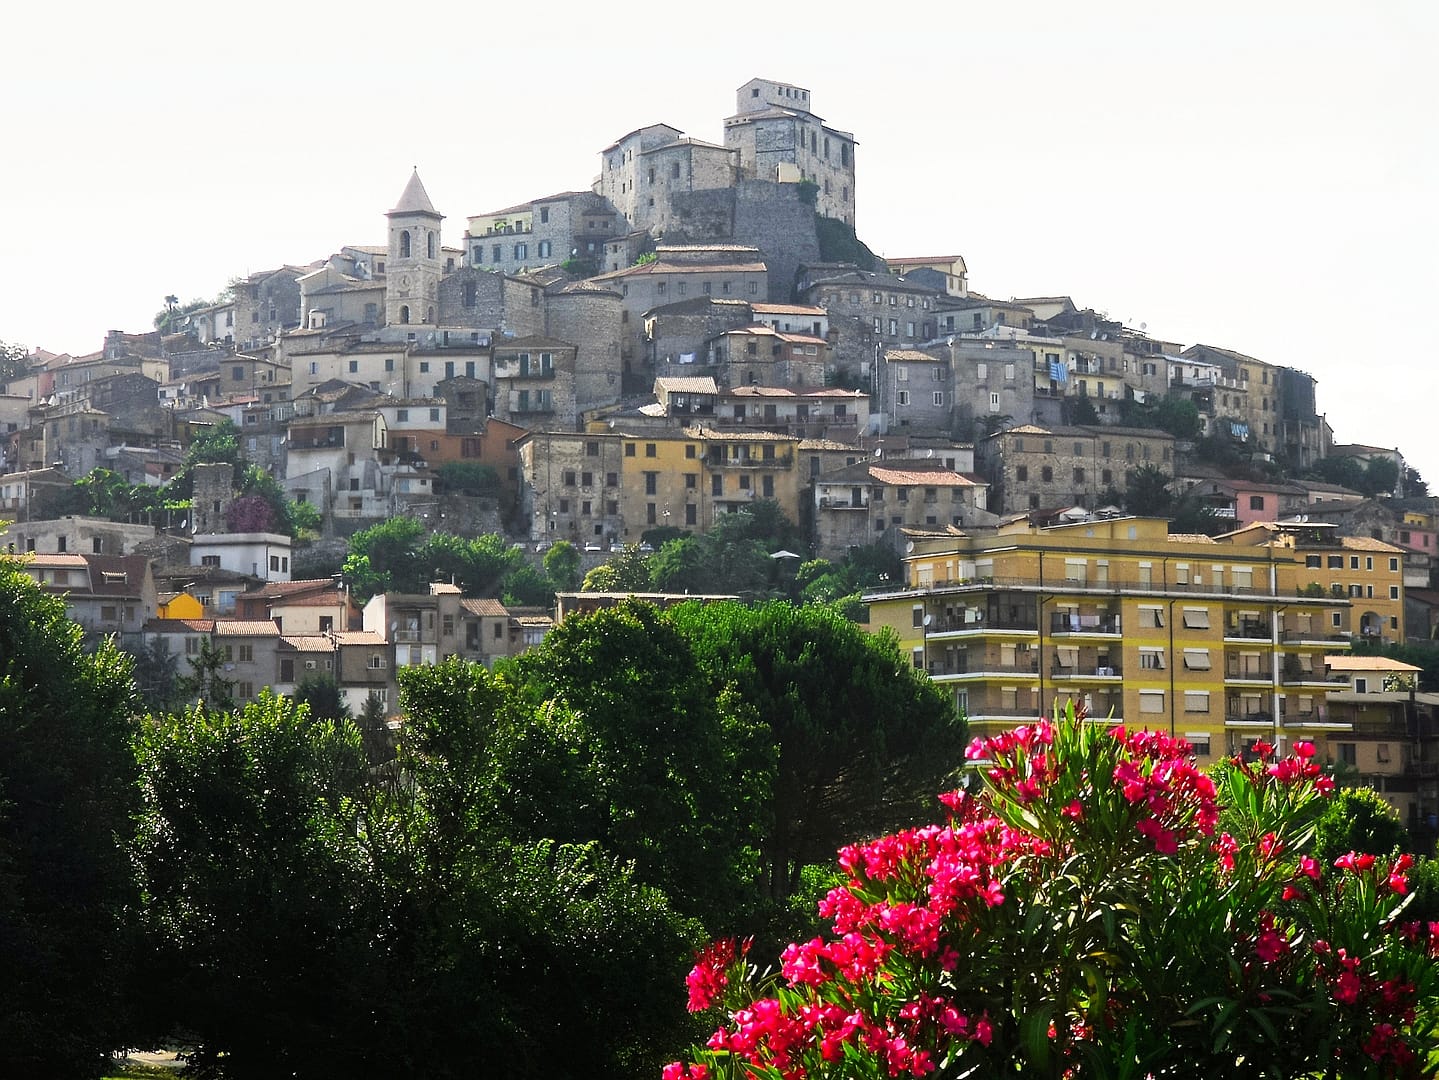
[{"x1": 385, "y1": 169, "x2": 444, "y2": 329}]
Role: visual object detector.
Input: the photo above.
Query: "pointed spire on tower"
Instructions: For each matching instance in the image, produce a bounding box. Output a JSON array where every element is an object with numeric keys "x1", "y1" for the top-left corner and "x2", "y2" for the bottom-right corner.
[{"x1": 388, "y1": 168, "x2": 441, "y2": 217}]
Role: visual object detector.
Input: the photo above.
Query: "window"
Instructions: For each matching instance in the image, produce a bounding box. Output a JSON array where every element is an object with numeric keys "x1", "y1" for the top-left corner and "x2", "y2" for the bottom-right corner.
[
  {"x1": 645, "y1": 443, "x2": 657, "y2": 457},
  {"x1": 1184, "y1": 691, "x2": 1210, "y2": 713},
  {"x1": 1337, "y1": 743, "x2": 1357, "y2": 766},
  {"x1": 1377, "y1": 743, "x2": 1391, "y2": 763},
  {"x1": 1182, "y1": 608, "x2": 1210, "y2": 629},
  {"x1": 563, "y1": 470, "x2": 576, "y2": 486},
  {"x1": 1041, "y1": 466, "x2": 1053, "y2": 482},
  {"x1": 897, "y1": 391, "x2": 909, "y2": 406},
  {"x1": 1391, "y1": 585, "x2": 1400, "y2": 600},
  {"x1": 238, "y1": 644, "x2": 254, "y2": 663},
  {"x1": 1328, "y1": 555, "x2": 1343, "y2": 569},
  {"x1": 1139, "y1": 690, "x2": 1165, "y2": 714},
  {"x1": 712, "y1": 474, "x2": 723, "y2": 496},
  {"x1": 605, "y1": 471, "x2": 617, "y2": 487},
  {"x1": 581, "y1": 471, "x2": 593, "y2": 487},
  {"x1": 1182, "y1": 649, "x2": 1211, "y2": 670},
  {"x1": 1139, "y1": 607, "x2": 1164, "y2": 629},
  {"x1": 933, "y1": 391, "x2": 944, "y2": 406},
  {"x1": 368, "y1": 653, "x2": 385, "y2": 669},
  {"x1": 1390, "y1": 557, "x2": 1400, "y2": 571},
  {"x1": 685, "y1": 504, "x2": 697, "y2": 526},
  {"x1": 514, "y1": 242, "x2": 527, "y2": 260},
  {"x1": 1073, "y1": 467, "x2": 1085, "y2": 484},
  {"x1": 644, "y1": 472, "x2": 658, "y2": 496},
  {"x1": 1249, "y1": 495, "x2": 1265, "y2": 511},
  {"x1": 624, "y1": 444, "x2": 636, "y2": 457},
  {"x1": 1350, "y1": 555, "x2": 1361, "y2": 570},
  {"x1": 1016, "y1": 466, "x2": 1028, "y2": 481},
  {"x1": 1139, "y1": 649, "x2": 1166, "y2": 670}
]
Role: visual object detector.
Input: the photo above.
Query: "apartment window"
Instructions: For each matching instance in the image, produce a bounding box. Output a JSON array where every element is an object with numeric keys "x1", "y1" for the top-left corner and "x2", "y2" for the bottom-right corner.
[
  {"x1": 1350, "y1": 555, "x2": 1361, "y2": 570},
  {"x1": 1391, "y1": 585, "x2": 1400, "y2": 600},
  {"x1": 645, "y1": 443, "x2": 657, "y2": 457},
  {"x1": 1182, "y1": 649, "x2": 1212, "y2": 670},
  {"x1": 1184, "y1": 691, "x2": 1210, "y2": 714},
  {"x1": 1390, "y1": 557, "x2": 1400, "y2": 571},
  {"x1": 1249, "y1": 495, "x2": 1264, "y2": 510},
  {"x1": 1337, "y1": 743, "x2": 1357, "y2": 766},
  {"x1": 712, "y1": 474, "x2": 723, "y2": 496},
  {"x1": 1041, "y1": 466, "x2": 1053, "y2": 482},
  {"x1": 644, "y1": 472, "x2": 658, "y2": 495},
  {"x1": 348, "y1": 360, "x2": 358, "y2": 373},
  {"x1": 238, "y1": 682, "x2": 255, "y2": 701},
  {"x1": 605, "y1": 471, "x2": 618, "y2": 487},
  {"x1": 1139, "y1": 690, "x2": 1165, "y2": 714},
  {"x1": 563, "y1": 470, "x2": 576, "y2": 486},
  {"x1": 1306, "y1": 555, "x2": 1322, "y2": 568},
  {"x1": 1182, "y1": 608, "x2": 1210, "y2": 629},
  {"x1": 685, "y1": 504, "x2": 697, "y2": 526},
  {"x1": 897, "y1": 391, "x2": 909, "y2": 406},
  {"x1": 646, "y1": 503, "x2": 657, "y2": 525},
  {"x1": 1016, "y1": 466, "x2": 1028, "y2": 482},
  {"x1": 1139, "y1": 648, "x2": 1166, "y2": 670},
  {"x1": 1073, "y1": 467, "x2": 1085, "y2": 484},
  {"x1": 238, "y1": 644, "x2": 254, "y2": 663},
  {"x1": 933, "y1": 391, "x2": 944, "y2": 406},
  {"x1": 514, "y1": 243, "x2": 527, "y2": 259},
  {"x1": 1139, "y1": 607, "x2": 1164, "y2": 629},
  {"x1": 684, "y1": 473, "x2": 697, "y2": 489},
  {"x1": 1328, "y1": 555, "x2": 1343, "y2": 569},
  {"x1": 625, "y1": 444, "x2": 636, "y2": 457}
]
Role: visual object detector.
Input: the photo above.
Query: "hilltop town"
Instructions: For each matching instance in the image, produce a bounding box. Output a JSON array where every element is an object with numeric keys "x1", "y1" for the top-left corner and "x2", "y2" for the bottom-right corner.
[{"x1": 4, "y1": 76, "x2": 1438, "y2": 827}]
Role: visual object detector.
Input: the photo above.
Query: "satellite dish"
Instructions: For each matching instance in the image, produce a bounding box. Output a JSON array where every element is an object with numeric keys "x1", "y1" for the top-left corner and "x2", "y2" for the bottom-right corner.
[
  {"x1": 923, "y1": 614, "x2": 933, "y2": 627},
  {"x1": 1140, "y1": 322, "x2": 1147, "y2": 331},
  {"x1": 1089, "y1": 330, "x2": 1098, "y2": 340},
  {"x1": 905, "y1": 540, "x2": 915, "y2": 553}
]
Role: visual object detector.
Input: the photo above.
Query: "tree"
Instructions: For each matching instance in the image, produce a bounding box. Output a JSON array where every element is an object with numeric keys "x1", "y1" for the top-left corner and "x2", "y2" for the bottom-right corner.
[
  {"x1": 501, "y1": 563, "x2": 553, "y2": 607},
  {"x1": 497, "y1": 603, "x2": 768, "y2": 926},
  {"x1": 356, "y1": 690, "x2": 393, "y2": 766},
  {"x1": 294, "y1": 674, "x2": 350, "y2": 722},
  {"x1": 0, "y1": 560, "x2": 141, "y2": 1076},
  {"x1": 176, "y1": 637, "x2": 237, "y2": 712},
  {"x1": 130, "y1": 695, "x2": 382, "y2": 1078},
  {"x1": 342, "y1": 516, "x2": 428, "y2": 599},
  {"x1": 1062, "y1": 394, "x2": 1099, "y2": 426},
  {"x1": 582, "y1": 544, "x2": 653, "y2": 591},
  {"x1": 1153, "y1": 394, "x2": 1202, "y2": 439},
  {"x1": 542, "y1": 540, "x2": 582, "y2": 592},
  {"x1": 1311, "y1": 786, "x2": 1411, "y2": 864},
  {"x1": 434, "y1": 461, "x2": 500, "y2": 497},
  {"x1": 666, "y1": 601, "x2": 963, "y2": 901},
  {"x1": 1405, "y1": 466, "x2": 1429, "y2": 498},
  {"x1": 1123, "y1": 463, "x2": 1174, "y2": 517},
  {"x1": 132, "y1": 637, "x2": 185, "y2": 715}
]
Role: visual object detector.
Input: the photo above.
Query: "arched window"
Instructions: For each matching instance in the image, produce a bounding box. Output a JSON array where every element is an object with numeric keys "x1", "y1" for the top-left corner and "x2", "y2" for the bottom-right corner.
[
  {"x1": 400, "y1": 231, "x2": 411, "y2": 258},
  {"x1": 427, "y1": 231, "x2": 435, "y2": 259},
  {"x1": 399, "y1": 305, "x2": 410, "y2": 324},
  {"x1": 426, "y1": 306, "x2": 434, "y2": 324}
]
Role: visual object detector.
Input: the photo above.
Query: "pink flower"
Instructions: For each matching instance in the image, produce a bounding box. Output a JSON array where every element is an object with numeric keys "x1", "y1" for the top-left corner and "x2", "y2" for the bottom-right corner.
[
  {"x1": 1295, "y1": 740, "x2": 1316, "y2": 759},
  {"x1": 1061, "y1": 799, "x2": 1084, "y2": 820}
]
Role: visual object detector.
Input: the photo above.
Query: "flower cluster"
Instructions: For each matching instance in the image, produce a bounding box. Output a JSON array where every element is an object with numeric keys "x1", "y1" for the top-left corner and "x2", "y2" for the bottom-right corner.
[{"x1": 666, "y1": 707, "x2": 1439, "y2": 1080}]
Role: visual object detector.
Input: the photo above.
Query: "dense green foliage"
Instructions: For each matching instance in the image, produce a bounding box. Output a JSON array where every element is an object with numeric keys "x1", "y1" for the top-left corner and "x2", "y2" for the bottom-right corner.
[{"x1": 0, "y1": 561, "x2": 141, "y2": 1077}]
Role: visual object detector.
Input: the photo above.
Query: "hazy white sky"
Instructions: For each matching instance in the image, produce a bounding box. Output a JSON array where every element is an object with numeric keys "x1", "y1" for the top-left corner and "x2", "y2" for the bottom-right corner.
[{"x1": 4, "y1": 1, "x2": 1435, "y2": 478}]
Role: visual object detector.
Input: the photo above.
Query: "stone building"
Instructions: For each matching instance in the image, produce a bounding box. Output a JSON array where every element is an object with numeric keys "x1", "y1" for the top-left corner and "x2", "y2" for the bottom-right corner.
[
  {"x1": 723, "y1": 78, "x2": 856, "y2": 226},
  {"x1": 945, "y1": 340, "x2": 1040, "y2": 436},
  {"x1": 797, "y1": 268, "x2": 945, "y2": 380},
  {"x1": 708, "y1": 324, "x2": 829, "y2": 388},
  {"x1": 873, "y1": 349, "x2": 952, "y2": 436},
  {"x1": 492, "y1": 336, "x2": 578, "y2": 429},
  {"x1": 464, "y1": 190, "x2": 620, "y2": 275},
  {"x1": 977, "y1": 423, "x2": 1177, "y2": 514},
  {"x1": 596, "y1": 124, "x2": 738, "y2": 235},
  {"x1": 812, "y1": 460, "x2": 991, "y2": 559}
]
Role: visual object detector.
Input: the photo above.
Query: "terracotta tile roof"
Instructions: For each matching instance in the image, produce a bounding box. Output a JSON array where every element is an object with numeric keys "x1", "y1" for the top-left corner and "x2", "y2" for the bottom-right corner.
[
  {"x1": 461, "y1": 598, "x2": 509, "y2": 617},
  {"x1": 1338, "y1": 536, "x2": 1404, "y2": 553},
  {"x1": 799, "y1": 437, "x2": 863, "y2": 451},
  {"x1": 1166, "y1": 533, "x2": 1220, "y2": 544},
  {"x1": 213, "y1": 620, "x2": 283, "y2": 637},
  {"x1": 869, "y1": 466, "x2": 975, "y2": 487},
  {"x1": 683, "y1": 425, "x2": 795, "y2": 442},
  {"x1": 655, "y1": 376, "x2": 719, "y2": 394},
  {"x1": 143, "y1": 618, "x2": 215, "y2": 633},
  {"x1": 280, "y1": 635, "x2": 335, "y2": 652},
  {"x1": 333, "y1": 631, "x2": 387, "y2": 646},
  {"x1": 595, "y1": 260, "x2": 768, "y2": 280}
]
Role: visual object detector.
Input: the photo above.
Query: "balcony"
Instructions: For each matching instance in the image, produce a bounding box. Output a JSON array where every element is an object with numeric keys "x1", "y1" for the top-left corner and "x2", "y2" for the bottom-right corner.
[
  {"x1": 1225, "y1": 711, "x2": 1275, "y2": 727},
  {"x1": 1224, "y1": 622, "x2": 1271, "y2": 641},
  {"x1": 929, "y1": 657, "x2": 1039, "y2": 678},
  {"x1": 708, "y1": 452, "x2": 794, "y2": 469},
  {"x1": 1052, "y1": 664, "x2": 1123, "y2": 680},
  {"x1": 1049, "y1": 613, "x2": 1121, "y2": 635},
  {"x1": 1225, "y1": 658, "x2": 1274, "y2": 681}
]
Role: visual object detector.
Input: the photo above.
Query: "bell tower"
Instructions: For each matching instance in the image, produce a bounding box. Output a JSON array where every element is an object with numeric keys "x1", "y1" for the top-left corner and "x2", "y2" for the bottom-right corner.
[{"x1": 385, "y1": 168, "x2": 444, "y2": 328}]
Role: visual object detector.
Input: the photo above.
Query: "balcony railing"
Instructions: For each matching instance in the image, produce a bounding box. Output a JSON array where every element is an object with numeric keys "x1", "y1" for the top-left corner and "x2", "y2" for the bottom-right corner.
[
  {"x1": 1226, "y1": 660, "x2": 1274, "y2": 679},
  {"x1": 1052, "y1": 664, "x2": 1123, "y2": 679},
  {"x1": 1050, "y1": 614, "x2": 1121, "y2": 635}
]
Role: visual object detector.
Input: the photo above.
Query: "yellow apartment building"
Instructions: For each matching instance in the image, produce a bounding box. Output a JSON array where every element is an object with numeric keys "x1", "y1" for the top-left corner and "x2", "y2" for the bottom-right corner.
[{"x1": 866, "y1": 516, "x2": 1373, "y2": 765}]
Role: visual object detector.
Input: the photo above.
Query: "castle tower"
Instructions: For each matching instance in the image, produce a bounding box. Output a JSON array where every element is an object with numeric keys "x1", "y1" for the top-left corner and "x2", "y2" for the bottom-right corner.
[{"x1": 385, "y1": 169, "x2": 444, "y2": 329}]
